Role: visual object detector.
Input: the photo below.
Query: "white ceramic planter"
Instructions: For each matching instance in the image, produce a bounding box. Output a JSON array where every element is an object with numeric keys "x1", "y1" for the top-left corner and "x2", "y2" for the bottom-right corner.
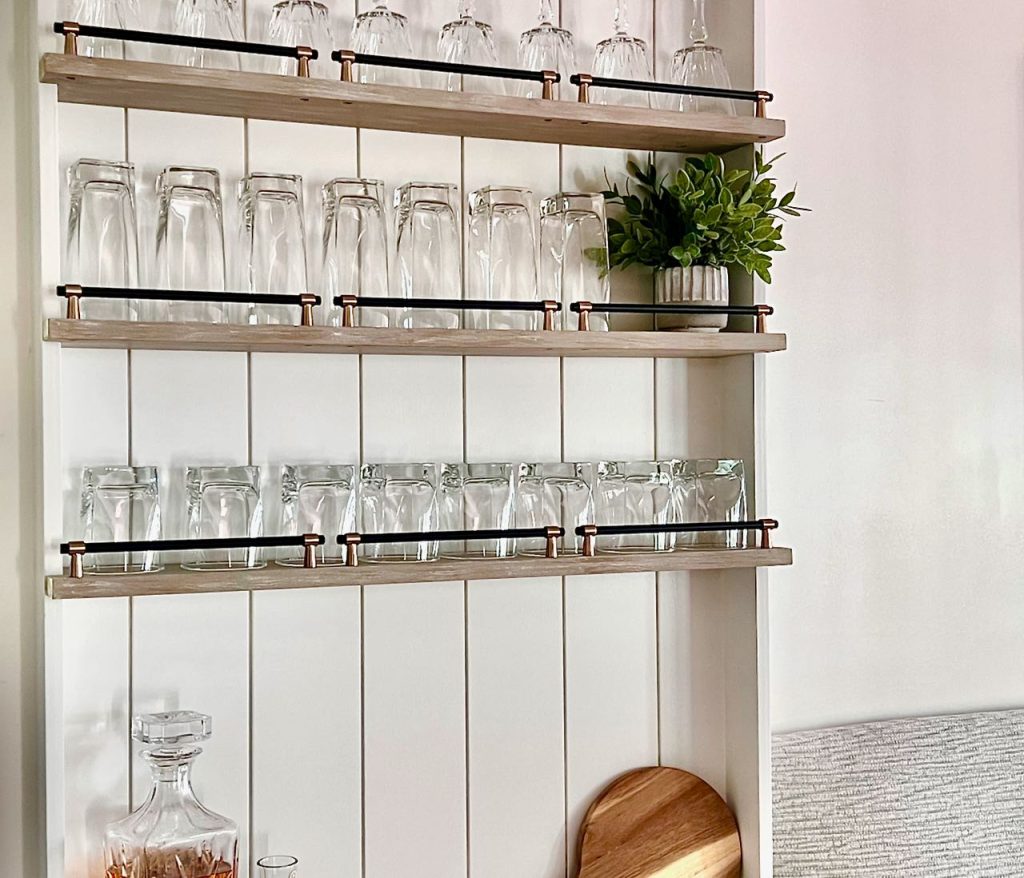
[{"x1": 655, "y1": 265, "x2": 730, "y2": 332}]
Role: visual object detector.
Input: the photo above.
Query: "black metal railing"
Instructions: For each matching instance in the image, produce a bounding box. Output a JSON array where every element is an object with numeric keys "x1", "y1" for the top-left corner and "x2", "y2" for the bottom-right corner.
[
  {"x1": 569, "y1": 72, "x2": 772, "y2": 116},
  {"x1": 58, "y1": 285, "x2": 321, "y2": 326},
  {"x1": 575, "y1": 519, "x2": 779, "y2": 556},
  {"x1": 331, "y1": 49, "x2": 560, "y2": 97},
  {"x1": 54, "y1": 21, "x2": 318, "y2": 75},
  {"x1": 333, "y1": 295, "x2": 562, "y2": 330},
  {"x1": 570, "y1": 301, "x2": 774, "y2": 332}
]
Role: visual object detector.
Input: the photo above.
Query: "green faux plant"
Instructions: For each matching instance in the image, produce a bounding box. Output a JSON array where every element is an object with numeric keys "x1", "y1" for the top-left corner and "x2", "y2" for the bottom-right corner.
[{"x1": 603, "y1": 152, "x2": 808, "y2": 284}]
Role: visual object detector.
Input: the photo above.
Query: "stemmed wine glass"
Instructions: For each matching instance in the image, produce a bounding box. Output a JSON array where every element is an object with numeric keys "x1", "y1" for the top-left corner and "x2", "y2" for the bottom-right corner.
[
  {"x1": 592, "y1": 0, "x2": 652, "y2": 107},
  {"x1": 438, "y1": 0, "x2": 502, "y2": 94},
  {"x1": 351, "y1": 2, "x2": 418, "y2": 86},
  {"x1": 671, "y1": 0, "x2": 736, "y2": 115},
  {"x1": 517, "y1": 0, "x2": 576, "y2": 99}
]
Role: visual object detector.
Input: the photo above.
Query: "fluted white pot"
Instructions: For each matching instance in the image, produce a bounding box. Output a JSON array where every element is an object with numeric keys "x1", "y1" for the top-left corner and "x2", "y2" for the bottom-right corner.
[{"x1": 655, "y1": 265, "x2": 729, "y2": 332}]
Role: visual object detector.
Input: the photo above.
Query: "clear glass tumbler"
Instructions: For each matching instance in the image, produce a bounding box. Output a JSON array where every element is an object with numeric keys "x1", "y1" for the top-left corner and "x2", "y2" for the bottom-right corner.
[
  {"x1": 238, "y1": 172, "x2": 308, "y2": 326},
  {"x1": 437, "y1": 0, "x2": 502, "y2": 95},
  {"x1": 517, "y1": 0, "x2": 576, "y2": 100},
  {"x1": 591, "y1": 0, "x2": 652, "y2": 107},
  {"x1": 394, "y1": 182, "x2": 463, "y2": 329},
  {"x1": 154, "y1": 167, "x2": 228, "y2": 324},
  {"x1": 183, "y1": 466, "x2": 264, "y2": 570},
  {"x1": 359, "y1": 463, "x2": 440, "y2": 563},
  {"x1": 351, "y1": 2, "x2": 418, "y2": 86},
  {"x1": 257, "y1": 856, "x2": 298, "y2": 878},
  {"x1": 173, "y1": 0, "x2": 244, "y2": 69},
  {"x1": 678, "y1": 459, "x2": 747, "y2": 548},
  {"x1": 66, "y1": 159, "x2": 140, "y2": 321},
  {"x1": 322, "y1": 178, "x2": 390, "y2": 328},
  {"x1": 671, "y1": 0, "x2": 736, "y2": 115},
  {"x1": 68, "y1": 0, "x2": 138, "y2": 58},
  {"x1": 594, "y1": 460, "x2": 679, "y2": 553},
  {"x1": 265, "y1": 0, "x2": 335, "y2": 77},
  {"x1": 468, "y1": 187, "x2": 540, "y2": 330},
  {"x1": 439, "y1": 463, "x2": 516, "y2": 559},
  {"x1": 516, "y1": 462, "x2": 594, "y2": 556},
  {"x1": 539, "y1": 193, "x2": 610, "y2": 330},
  {"x1": 80, "y1": 465, "x2": 162, "y2": 574},
  {"x1": 277, "y1": 464, "x2": 357, "y2": 566}
]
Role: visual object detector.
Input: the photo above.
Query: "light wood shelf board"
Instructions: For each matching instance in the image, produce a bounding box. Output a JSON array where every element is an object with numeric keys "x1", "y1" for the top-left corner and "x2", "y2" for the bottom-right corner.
[
  {"x1": 40, "y1": 54, "x2": 786, "y2": 154},
  {"x1": 46, "y1": 319, "x2": 787, "y2": 358},
  {"x1": 47, "y1": 548, "x2": 793, "y2": 599}
]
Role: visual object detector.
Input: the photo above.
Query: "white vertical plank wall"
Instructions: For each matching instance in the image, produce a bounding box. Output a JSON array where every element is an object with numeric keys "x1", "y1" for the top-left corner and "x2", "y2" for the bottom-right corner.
[{"x1": 39, "y1": 1, "x2": 774, "y2": 877}]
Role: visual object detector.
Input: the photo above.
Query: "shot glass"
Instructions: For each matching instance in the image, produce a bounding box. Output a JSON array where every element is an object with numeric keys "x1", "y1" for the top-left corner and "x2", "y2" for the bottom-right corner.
[
  {"x1": 257, "y1": 857, "x2": 298, "y2": 878},
  {"x1": 539, "y1": 193, "x2": 610, "y2": 331},
  {"x1": 594, "y1": 460, "x2": 680, "y2": 553},
  {"x1": 182, "y1": 466, "x2": 264, "y2": 570},
  {"x1": 80, "y1": 465, "x2": 162, "y2": 574},
  {"x1": 66, "y1": 159, "x2": 140, "y2": 321},
  {"x1": 277, "y1": 465, "x2": 357, "y2": 567},
  {"x1": 359, "y1": 463, "x2": 440, "y2": 562},
  {"x1": 678, "y1": 459, "x2": 748, "y2": 548},
  {"x1": 439, "y1": 463, "x2": 516, "y2": 559},
  {"x1": 516, "y1": 462, "x2": 594, "y2": 556}
]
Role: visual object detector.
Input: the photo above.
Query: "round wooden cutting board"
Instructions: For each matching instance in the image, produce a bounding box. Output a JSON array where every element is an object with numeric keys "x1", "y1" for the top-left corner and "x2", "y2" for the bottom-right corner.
[{"x1": 575, "y1": 767, "x2": 741, "y2": 878}]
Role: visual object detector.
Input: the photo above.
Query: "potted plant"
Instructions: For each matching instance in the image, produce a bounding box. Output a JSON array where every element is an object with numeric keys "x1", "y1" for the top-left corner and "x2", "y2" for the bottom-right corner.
[{"x1": 603, "y1": 152, "x2": 807, "y2": 331}]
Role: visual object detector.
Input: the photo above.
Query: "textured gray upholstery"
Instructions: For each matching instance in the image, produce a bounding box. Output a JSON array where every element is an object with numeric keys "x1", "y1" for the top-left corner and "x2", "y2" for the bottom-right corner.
[{"x1": 772, "y1": 709, "x2": 1024, "y2": 877}]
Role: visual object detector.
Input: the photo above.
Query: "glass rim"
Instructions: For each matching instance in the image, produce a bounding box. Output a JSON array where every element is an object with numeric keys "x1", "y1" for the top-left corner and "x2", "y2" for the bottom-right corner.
[
  {"x1": 70, "y1": 157, "x2": 135, "y2": 173},
  {"x1": 256, "y1": 855, "x2": 299, "y2": 868},
  {"x1": 675, "y1": 44, "x2": 725, "y2": 57},
  {"x1": 324, "y1": 176, "x2": 386, "y2": 189},
  {"x1": 272, "y1": 0, "x2": 329, "y2": 11}
]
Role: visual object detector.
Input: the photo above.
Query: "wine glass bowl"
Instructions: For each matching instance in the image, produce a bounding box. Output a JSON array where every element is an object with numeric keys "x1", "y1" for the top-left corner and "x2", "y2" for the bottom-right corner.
[
  {"x1": 671, "y1": 0, "x2": 736, "y2": 114},
  {"x1": 591, "y1": 0, "x2": 652, "y2": 107}
]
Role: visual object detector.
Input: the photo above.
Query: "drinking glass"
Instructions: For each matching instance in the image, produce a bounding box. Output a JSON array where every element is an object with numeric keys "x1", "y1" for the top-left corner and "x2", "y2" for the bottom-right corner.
[
  {"x1": 359, "y1": 463, "x2": 440, "y2": 562},
  {"x1": 592, "y1": 0, "x2": 652, "y2": 107},
  {"x1": 394, "y1": 183, "x2": 462, "y2": 329},
  {"x1": 467, "y1": 187, "x2": 539, "y2": 330},
  {"x1": 238, "y1": 173, "x2": 308, "y2": 326},
  {"x1": 172, "y1": 0, "x2": 244, "y2": 69},
  {"x1": 277, "y1": 465, "x2": 357, "y2": 567},
  {"x1": 66, "y1": 159, "x2": 140, "y2": 321},
  {"x1": 517, "y1": 0, "x2": 576, "y2": 100},
  {"x1": 257, "y1": 857, "x2": 298, "y2": 878},
  {"x1": 594, "y1": 461, "x2": 679, "y2": 553},
  {"x1": 67, "y1": 0, "x2": 138, "y2": 58},
  {"x1": 265, "y1": 0, "x2": 335, "y2": 77},
  {"x1": 678, "y1": 459, "x2": 747, "y2": 548},
  {"x1": 437, "y1": 0, "x2": 502, "y2": 95},
  {"x1": 154, "y1": 167, "x2": 228, "y2": 323},
  {"x1": 516, "y1": 462, "x2": 594, "y2": 556},
  {"x1": 539, "y1": 193, "x2": 610, "y2": 330},
  {"x1": 351, "y1": 3, "x2": 418, "y2": 86},
  {"x1": 322, "y1": 178, "x2": 390, "y2": 328},
  {"x1": 80, "y1": 466, "x2": 162, "y2": 574},
  {"x1": 671, "y1": 0, "x2": 736, "y2": 115},
  {"x1": 182, "y1": 466, "x2": 264, "y2": 570},
  {"x1": 439, "y1": 463, "x2": 516, "y2": 559}
]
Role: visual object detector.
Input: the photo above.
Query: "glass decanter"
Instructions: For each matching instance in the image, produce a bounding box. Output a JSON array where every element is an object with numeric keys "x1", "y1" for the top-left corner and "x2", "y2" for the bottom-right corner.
[{"x1": 105, "y1": 712, "x2": 238, "y2": 878}]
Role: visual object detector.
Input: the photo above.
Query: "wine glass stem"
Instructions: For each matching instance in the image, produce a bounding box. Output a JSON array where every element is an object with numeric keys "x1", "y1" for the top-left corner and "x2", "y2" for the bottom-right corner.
[
  {"x1": 690, "y1": 0, "x2": 709, "y2": 45},
  {"x1": 459, "y1": 0, "x2": 475, "y2": 19},
  {"x1": 538, "y1": 0, "x2": 555, "y2": 26},
  {"x1": 614, "y1": 0, "x2": 630, "y2": 35}
]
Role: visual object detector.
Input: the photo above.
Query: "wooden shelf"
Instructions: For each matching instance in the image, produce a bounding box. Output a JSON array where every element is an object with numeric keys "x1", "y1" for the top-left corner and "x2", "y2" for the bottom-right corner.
[
  {"x1": 45, "y1": 319, "x2": 787, "y2": 358},
  {"x1": 40, "y1": 54, "x2": 786, "y2": 154},
  {"x1": 46, "y1": 547, "x2": 793, "y2": 599}
]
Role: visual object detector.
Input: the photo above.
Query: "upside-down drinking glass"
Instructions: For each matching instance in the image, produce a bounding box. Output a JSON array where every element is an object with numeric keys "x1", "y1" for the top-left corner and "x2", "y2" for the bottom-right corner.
[
  {"x1": 154, "y1": 167, "x2": 228, "y2": 323},
  {"x1": 395, "y1": 183, "x2": 463, "y2": 329},
  {"x1": 257, "y1": 856, "x2": 299, "y2": 878},
  {"x1": 238, "y1": 172, "x2": 308, "y2": 326},
  {"x1": 322, "y1": 178, "x2": 390, "y2": 327},
  {"x1": 539, "y1": 193, "x2": 610, "y2": 330},
  {"x1": 468, "y1": 187, "x2": 540, "y2": 330},
  {"x1": 80, "y1": 466, "x2": 162, "y2": 574},
  {"x1": 439, "y1": 463, "x2": 516, "y2": 559},
  {"x1": 173, "y1": 0, "x2": 244, "y2": 69},
  {"x1": 594, "y1": 460, "x2": 679, "y2": 553},
  {"x1": 516, "y1": 462, "x2": 594, "y2": 556},
  {"x1": 66, "y1": 159, "x2": 140, "y2": 321},
  {"x1": 671, "y1": 0, "x2": 736, "y2": 115},
  {"x1": 67, "y1": 0, "x2": 138, "y2": 58},
  {"x1": 591, "y1": 0, "x2": 652, "y2": 107},
  {"x1": 277, "y1": 465, "x2": 357, "y2": 566},
  {"x1": 359, "y1": 463, "x2": 440, "y2": 562},
  {"x1": 678, "y1": 459, "x2": 747, "y2": 548},
  {"x1": 351, "y1": 2, "x2": 418, "y2": 86},
  {"x1": 265, "y1": 0, "x2": 335, "y2": 77},
  {"x1": 183, "y1": 466, "x2": 264, "y2": 570},
  {"x1": 437, "y1": 0, "x2": 502, "y2": 94},
  {"x1": 517, "y1": 0, "x2": 576, "y2": 99}
]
